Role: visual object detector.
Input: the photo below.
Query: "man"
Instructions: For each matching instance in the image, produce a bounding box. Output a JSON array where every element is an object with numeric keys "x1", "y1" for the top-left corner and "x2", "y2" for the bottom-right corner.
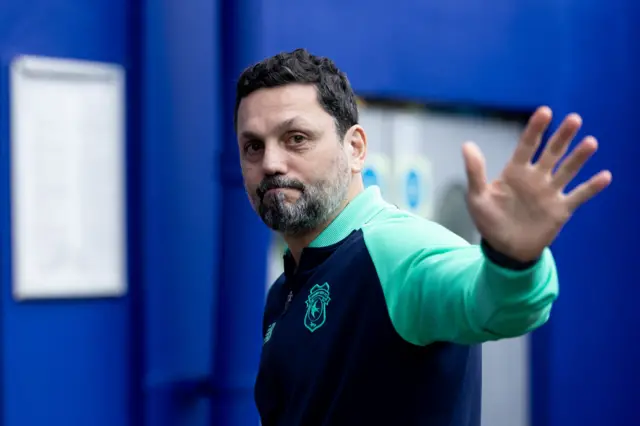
[{"x1": 233, "y1": 48, "x2": 611, "y2": 426}]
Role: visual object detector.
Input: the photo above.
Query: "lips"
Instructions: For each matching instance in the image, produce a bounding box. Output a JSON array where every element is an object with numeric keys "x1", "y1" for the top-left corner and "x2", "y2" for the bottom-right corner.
[
  {"x1": 261, "y1": 187, "x2": 298, "y2": 200},
  {"x1": 257, "y1": 177, "x2": 305, "y2": 200},
  {"x1": 264, "y1": 188, "x2": 281, "y2": 197}
]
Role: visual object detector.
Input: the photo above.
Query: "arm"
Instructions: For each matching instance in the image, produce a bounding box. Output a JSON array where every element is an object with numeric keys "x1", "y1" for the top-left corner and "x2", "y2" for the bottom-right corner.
[{"x1": 362, "y1": 215, "x2": 559, "y2": 346}]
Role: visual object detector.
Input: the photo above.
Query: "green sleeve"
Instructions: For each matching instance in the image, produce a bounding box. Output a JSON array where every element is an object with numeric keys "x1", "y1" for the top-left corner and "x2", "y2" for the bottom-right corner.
[{"x1": 361, "y1": 210, "x2": 559, "y2": 346}]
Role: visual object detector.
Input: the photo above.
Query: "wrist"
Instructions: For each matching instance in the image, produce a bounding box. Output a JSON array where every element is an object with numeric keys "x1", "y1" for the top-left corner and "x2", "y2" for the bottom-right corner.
[{"x1": 481, "y1": 238, "x2": 540, "y2": 271}]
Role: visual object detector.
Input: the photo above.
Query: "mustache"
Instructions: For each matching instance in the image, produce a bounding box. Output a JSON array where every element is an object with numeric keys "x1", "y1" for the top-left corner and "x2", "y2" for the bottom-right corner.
[{"x1": 257, "y1": 176, "x2": 305, "y2": 200}]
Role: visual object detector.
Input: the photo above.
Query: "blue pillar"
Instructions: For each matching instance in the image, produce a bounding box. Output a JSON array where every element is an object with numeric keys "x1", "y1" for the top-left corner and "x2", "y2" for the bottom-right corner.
[
  {"x1": 142, "y1": 0, "x2": 221, "y2": 425},
  {"x1": 212, "y1": 0, "x2": 271, "y2": 424}
]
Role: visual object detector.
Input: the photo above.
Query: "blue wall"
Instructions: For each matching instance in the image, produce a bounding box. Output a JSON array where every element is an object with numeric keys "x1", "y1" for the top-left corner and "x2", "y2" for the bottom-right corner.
[
  {"x1": 0, "y1": 0, "x2": 637, "y2": 425},
  {"x1": 535, "y1": 4, "x2": 640, "y2": 425},
  {"x1": 262, "y1": 0, "x2": 563, "y2": 110},
  {"x1": 0, "y1": 0, "x2": 137, "y2": 425},
  {"x1": 141, "y1": 0, "x2": 220, "y2": 425},
  {"x1": 140, "y1": 0, "x2": 274, "y2": 421}
]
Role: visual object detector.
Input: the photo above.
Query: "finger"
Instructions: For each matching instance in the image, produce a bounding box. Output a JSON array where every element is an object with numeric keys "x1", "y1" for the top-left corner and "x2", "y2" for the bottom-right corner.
[
  {"x1": 462, "y1": 141, "x2": 488, "y2": 195},
  {"x1": 564, "y1": 170, "x2": 612, "y2": 212},
  {"x1": 536, "y1": 113, "x2": 582, "y2": 171},
  {"x1": 552, "y1": 136, "x2": 598, "y2": 189},
  {"x1": 510, "y1": 106, "x2": 553, "y2": 165}
]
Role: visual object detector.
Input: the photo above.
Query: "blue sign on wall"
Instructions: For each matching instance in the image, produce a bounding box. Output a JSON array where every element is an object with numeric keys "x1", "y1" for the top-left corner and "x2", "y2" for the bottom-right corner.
[
  {"x1": 362, "y1": 167, "x2": 379, "y2": 188},
  {"x1": 405, "y1": 169, "x2": 420, "y2": 209}
]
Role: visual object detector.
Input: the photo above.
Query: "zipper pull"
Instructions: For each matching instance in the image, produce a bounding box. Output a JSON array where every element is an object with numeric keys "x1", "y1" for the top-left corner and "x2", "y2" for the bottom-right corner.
[{"x1": 284, "y1": 290, "x2": 293, "y2": 312}]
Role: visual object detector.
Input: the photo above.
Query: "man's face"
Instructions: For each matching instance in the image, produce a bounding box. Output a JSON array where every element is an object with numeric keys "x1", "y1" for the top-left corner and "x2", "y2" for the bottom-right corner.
[{"x1": 236, "y1": 84, "x2": 352, "y2": 235}]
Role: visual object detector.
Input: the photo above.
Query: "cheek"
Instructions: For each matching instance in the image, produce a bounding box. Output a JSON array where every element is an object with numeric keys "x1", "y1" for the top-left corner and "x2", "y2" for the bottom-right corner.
[
  {"x1": 304, "y1": 146, "x2": 340, "y2": 170},
  {"x1": 330, "y1": 150, "x2": 350, "y2": 173},
  {"x1": 241, "y1": 167, "x2": 261, "y2": 192}
]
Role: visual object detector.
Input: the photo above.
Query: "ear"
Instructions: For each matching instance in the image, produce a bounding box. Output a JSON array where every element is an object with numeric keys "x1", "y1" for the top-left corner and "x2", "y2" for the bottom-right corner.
[{"x1": 343, "y1": 125, "x2": 367, "y2": 173}]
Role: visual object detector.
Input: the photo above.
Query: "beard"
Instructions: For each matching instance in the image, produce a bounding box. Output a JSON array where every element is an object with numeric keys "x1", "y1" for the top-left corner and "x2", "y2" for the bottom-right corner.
[{"x1": 250, "y1": 153, "x2": 351, "y2": 236}]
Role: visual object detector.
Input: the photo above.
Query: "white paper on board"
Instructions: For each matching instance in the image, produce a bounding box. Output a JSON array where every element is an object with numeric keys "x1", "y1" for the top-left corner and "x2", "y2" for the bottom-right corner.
[{"x1": 9, "y1": 55, "x2": 127, "y2": 300}]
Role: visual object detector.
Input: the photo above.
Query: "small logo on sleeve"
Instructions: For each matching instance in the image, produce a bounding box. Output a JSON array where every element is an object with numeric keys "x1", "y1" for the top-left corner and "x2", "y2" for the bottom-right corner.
[
  {"x1": 264, "y1": 322, "x2": 276, "y2": 344},
  {"x1": 304, "y1": 283, "x2": 331, "y2": 333}
]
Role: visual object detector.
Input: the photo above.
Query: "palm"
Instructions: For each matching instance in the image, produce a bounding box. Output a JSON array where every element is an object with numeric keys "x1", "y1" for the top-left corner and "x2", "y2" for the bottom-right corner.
[{"x1": 463, "y1": 107, "x2": 611, "y2": 262}]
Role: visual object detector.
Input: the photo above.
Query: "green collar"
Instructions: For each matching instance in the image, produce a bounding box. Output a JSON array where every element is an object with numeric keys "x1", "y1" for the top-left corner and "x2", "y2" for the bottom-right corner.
[{"x1": 308, "y1": 185, "x2": 388, "y2": 248}]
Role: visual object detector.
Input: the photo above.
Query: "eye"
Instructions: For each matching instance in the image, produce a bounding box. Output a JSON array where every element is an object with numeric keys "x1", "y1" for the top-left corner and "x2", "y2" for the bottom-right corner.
[
  {"x1": 289, "y1": 134, "x2": 307, "y2": 144},
  {"x1": 244, "y1": 140, "x2": 263, "y2": 155}
]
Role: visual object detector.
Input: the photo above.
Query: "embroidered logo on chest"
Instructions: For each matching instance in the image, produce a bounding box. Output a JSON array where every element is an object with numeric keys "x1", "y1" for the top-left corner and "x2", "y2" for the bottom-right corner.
[{"x1": 304, "y1": 282, "x2": 331, "y2": 332}]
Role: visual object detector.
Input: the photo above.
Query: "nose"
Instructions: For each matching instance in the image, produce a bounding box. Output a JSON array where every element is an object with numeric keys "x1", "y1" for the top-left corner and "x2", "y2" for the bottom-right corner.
[{"x1": 261, "y1": 143, "x2": 288, "y2": 175}]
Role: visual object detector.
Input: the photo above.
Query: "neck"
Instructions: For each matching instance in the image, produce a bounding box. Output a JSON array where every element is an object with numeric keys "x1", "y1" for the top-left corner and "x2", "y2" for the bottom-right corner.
[{"x1": 284, "y1": 180, "x2": 364, "y2": 263}]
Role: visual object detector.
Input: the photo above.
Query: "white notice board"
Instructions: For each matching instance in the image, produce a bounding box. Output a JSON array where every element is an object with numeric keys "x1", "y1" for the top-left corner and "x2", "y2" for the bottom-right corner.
[{"x1": 9, "y1": 55, "x2": 127, "y2": 300}]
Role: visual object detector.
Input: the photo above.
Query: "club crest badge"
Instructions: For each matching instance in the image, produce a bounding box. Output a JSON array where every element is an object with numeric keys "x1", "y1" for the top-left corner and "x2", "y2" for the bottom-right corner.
[{"x1": 304, "y1": 282, "x2": 331, "y2": 333}]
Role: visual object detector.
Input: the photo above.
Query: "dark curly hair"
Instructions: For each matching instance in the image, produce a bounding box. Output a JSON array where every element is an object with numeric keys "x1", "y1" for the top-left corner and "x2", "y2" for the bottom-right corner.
[{"x1": 234, "y1": 48, "x2": 359, "y2": 140}]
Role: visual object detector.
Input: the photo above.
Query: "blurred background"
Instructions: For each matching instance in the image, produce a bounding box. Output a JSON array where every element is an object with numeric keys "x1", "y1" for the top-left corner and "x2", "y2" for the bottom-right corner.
[{"x1": 0, "y1": 0, "x2": 638, "y2": 425}]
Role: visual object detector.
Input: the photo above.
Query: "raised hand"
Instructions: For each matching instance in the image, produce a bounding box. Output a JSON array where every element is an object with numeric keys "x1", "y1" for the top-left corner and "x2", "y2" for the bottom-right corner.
[{"x1": 462, "y1": 106, "x2": 612, "y2": 263}]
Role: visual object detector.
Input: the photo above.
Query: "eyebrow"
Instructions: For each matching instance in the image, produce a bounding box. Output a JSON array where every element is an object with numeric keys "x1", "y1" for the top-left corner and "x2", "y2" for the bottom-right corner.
[{"x1": 239, "y1": 116, "x2": 316, "y2": 141}]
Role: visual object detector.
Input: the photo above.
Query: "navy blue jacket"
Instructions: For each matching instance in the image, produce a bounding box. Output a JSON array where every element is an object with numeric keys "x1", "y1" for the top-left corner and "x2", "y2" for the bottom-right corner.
[{"x1": 255, "y1": 186, "x2": 559, "y2": 425}]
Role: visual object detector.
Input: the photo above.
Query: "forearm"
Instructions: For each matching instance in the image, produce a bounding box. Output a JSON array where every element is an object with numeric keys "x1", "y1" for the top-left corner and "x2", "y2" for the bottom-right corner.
[
  {"x1": 363, "y1": 216, "x2": 559, "y2": 346},
  {"x1": 378, "y1": 242, "x2": 559, "y2": 346},
  {"x1": 471, "y1": 241, "x2": 559, "y2": 339}
]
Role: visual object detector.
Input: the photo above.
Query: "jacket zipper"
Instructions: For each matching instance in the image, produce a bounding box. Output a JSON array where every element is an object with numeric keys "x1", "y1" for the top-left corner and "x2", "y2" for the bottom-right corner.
[
  {"x1": 283, "y1": 290, "x2": 293, "y2": 313},
  {"x1": 282, "y1": 264, "x2": 299, "y2": 315}
]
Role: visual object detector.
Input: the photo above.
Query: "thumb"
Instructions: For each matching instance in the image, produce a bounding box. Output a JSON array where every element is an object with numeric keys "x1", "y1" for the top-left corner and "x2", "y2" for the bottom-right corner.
[{"x1": 462, "y1": 141, "x2": 488, "y2": 195}]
